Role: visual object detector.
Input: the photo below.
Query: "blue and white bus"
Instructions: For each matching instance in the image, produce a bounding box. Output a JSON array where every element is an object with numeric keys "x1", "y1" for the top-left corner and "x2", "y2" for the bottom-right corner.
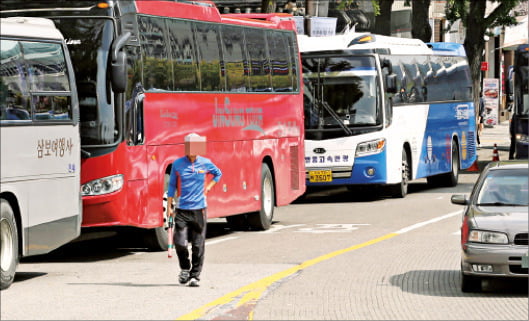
[{"x1": 298, "y1": 32, "x2": 476, "y2": 197}]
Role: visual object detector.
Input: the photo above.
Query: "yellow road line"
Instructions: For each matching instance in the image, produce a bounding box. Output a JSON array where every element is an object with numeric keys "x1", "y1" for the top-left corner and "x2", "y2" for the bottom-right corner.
[
  {"x1": 176, "y1": 233, "x2": 397, "y2": 320},
  {"x1": 176, "y1": 210, "x2": 461, "y2": 320}
]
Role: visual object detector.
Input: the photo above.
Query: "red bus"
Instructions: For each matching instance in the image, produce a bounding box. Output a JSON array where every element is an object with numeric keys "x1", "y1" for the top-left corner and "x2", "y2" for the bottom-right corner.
[{"x1": 1, "y1": 0, "x2": 306, "y2": 249}]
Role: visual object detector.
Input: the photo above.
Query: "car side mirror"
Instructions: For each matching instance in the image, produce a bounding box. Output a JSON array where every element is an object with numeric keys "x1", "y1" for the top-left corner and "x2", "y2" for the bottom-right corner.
[{"x1": 451, "y1": 194, "x2": 468, "y2": 205}]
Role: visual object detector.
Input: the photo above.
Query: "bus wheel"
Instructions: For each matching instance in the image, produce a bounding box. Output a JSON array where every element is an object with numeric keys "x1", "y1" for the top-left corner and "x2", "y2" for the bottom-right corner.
[
  {"x1": 443, "y1": 142, "x2": 459, "y2": 187},
  {"x1": 1, "y1": 199, "x2": 19, "y2": 290},
  {"x1": 144, "y1": 173, "x2": 172, "y2": 251},
  {"x1": 247, "y1": 163, "x2": 275, "y2": 230},
  {"x1": 226, "y1": 214, "x2": 248, "y2": 231},
  {"x1": 389, "y1": 149, "x2": 409, "y2": 198}
]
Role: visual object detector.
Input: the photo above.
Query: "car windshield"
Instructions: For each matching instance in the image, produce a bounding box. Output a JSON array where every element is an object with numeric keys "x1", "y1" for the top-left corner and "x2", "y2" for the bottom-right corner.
[{"x1": 476, "y1": 169, "x2": 529, "y2": 206}]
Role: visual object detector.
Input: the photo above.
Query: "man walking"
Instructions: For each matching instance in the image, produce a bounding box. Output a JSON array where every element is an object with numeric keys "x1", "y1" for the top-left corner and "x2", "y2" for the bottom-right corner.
[{"x1": 166, "y1": 133, "x2": 222, "y2": 287}]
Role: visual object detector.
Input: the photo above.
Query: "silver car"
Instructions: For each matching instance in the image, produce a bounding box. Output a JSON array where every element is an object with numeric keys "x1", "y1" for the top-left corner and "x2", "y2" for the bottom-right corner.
[{"x1": 451, "y1": 160, "x2": 528, "y2": 292}]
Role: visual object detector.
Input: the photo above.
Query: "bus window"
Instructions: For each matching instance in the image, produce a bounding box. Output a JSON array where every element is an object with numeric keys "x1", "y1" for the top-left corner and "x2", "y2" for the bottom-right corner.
[
  {"x1": 195, "y1": 22, "x2": 223, "y2": 91},
  {"x1": 268, "y1": 31, "x2": 292, "y2": 92},
  {"x1": 245, "y1": 27, "x2": 271, "y2": 92},
  {"x1": 0, "y1": 40, "x2": 31, "y2": 121},
  {"x1": 221, "y1": 24, "x2": 248, "y2": 92},
  {"x1": 138, "y1": 15, "x2": 171, "y2": 91},
  {"x1": 166, "y1": 19, "x2": 199, "y2": 91}
]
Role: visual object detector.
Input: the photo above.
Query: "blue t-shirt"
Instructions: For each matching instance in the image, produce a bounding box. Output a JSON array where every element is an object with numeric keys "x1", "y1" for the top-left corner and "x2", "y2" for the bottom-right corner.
[{"x1": 167, "y1": 156, "x2": 222, "y2": 210}]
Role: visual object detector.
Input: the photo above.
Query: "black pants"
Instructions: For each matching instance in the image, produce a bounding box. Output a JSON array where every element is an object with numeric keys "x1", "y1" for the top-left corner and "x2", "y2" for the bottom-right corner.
[{"x1": 174, "y1": 208, "x2": 207, "y2": 280}]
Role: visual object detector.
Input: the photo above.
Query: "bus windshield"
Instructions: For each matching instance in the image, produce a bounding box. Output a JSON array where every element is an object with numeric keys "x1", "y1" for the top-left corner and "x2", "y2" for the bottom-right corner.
[
  {"x1": 52, "y1": 17, "x2": 119, "y2": 146},
  {"x1": 303, "y1": 56, "x2": 380, "y2": 135}
]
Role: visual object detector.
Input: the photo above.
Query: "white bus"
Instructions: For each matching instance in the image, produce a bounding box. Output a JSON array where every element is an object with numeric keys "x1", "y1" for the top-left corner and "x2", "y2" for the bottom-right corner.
[
  {"x1": 299, "y1": 32, "x2": 477, "y2": 197},
  {"x1": 1, "y1": 17, "x2": 81, "y2": 290}
]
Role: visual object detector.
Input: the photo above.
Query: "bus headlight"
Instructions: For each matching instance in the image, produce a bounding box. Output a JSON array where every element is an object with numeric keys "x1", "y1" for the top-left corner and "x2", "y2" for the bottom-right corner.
[
  {"x1": 355, "y1": 139, "x2": 386, "y2": 157},
  {"x1": 515, "y1": 133, "x2": 528, "y2": 143},
  {"x1": 82, "y1": 174, "x2": 124, "y2": 196}
]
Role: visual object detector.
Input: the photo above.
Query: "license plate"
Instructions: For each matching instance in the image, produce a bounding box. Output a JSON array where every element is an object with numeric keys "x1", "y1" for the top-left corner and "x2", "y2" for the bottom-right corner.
[
  {"x1": 309, "y1": 170, "x2": 332, "y2": 183},
  {"x1": 522, "y1": 252, "x2": 529, "y2": 269}
]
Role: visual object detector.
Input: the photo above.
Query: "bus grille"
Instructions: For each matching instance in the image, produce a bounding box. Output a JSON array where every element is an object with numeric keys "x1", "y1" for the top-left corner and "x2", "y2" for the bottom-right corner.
[{"x1": 290, "y1": 145, "x2": 299, "y2": 190}]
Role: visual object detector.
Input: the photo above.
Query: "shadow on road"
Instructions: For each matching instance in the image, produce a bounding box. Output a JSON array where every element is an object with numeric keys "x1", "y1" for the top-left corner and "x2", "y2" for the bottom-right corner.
[
  {"x1": 294, "y1": 173, "x2": 479, "y2": 205},
  {"x1": 390, "y1": 269, "x2": 528, "y2": 297},
  {"x1": 21, "y1": 221, "x2": 235, "y2": 264}
]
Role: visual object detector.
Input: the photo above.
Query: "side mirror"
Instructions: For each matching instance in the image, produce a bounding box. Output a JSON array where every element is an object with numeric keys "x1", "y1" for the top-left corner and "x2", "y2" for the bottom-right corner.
[
  {"x1": 381, "y1": 58, "x2": 393, "y2": 74},
  {"x1": 385, "y1": 74, "x2": 397, "y2": 94},
  {"x1": 450, "y1": 194, "x2": 469, "y2": 205},
  {"x1": 111, "y1": 32, "x2": 131, "y2": 93}
]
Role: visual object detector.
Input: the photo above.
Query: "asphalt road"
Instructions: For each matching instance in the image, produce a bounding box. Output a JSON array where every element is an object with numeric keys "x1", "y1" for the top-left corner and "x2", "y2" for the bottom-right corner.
[{"x1": 1, "y1": 120, "x2": 526, "y2": 320}]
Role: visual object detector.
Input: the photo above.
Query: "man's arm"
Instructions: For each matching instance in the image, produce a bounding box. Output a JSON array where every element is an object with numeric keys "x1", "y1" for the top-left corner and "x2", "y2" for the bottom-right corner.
[{"x1": 205, "y1": 160, "x2": 222, "y2": 194}]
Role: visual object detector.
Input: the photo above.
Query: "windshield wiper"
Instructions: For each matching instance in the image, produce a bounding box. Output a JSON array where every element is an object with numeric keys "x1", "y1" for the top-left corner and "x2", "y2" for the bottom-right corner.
[{"x1": 320, "y1": 100, "x2": 353, "y2": 136}]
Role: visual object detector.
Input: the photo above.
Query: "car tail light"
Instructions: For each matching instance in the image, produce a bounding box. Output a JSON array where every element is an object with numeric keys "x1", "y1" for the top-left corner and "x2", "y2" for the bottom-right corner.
[{"x1": 461, "y1": 216, "x2": 469, "y2": 250}]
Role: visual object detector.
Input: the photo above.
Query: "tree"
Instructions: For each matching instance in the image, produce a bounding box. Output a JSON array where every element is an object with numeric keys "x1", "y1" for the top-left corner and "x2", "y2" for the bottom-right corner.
[
  {"x1": 374, "y1": 0, "x2": 393, "y2": 35},
  {"x1": 445, "y1": 0, "x2": 520, "y2": 105},
  {"x1": 261, "y1": 0, "x2": 277, "y2": 13},
  {"x1": 410, "y1": 0, "x2": 432, "y2": 42}
]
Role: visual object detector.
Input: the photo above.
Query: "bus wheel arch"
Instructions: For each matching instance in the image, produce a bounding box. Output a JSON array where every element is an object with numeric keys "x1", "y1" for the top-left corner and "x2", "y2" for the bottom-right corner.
[
  {"x1": 247, "y1": 159, "x2": 275, "y2": 230},
  {"x1": 1, "y1": 197, "x2": 20, "y2": 290}
]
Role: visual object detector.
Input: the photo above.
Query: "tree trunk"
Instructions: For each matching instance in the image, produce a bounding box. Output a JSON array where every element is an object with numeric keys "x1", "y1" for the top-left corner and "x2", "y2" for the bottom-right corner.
[
  {"x1": 411, "y1": 0, "x2": 432, "y2": 42},
  {"x1": 374, "y1": 0, "x2": 394, "y2": 36},
  {"x1": 261, "y1": 0, "x2": 276, "y2": 13},
  {"x1": 464, "y1": 1, "x2": 488, "y2": 111}
]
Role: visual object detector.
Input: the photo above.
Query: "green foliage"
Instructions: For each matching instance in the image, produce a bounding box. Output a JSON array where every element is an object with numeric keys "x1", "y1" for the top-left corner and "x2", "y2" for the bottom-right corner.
[
  {"x1": 337, "y1": 0, "x2": 380, "y2": 15},
  {"x1": 445, "y1": 0, "x2": 519, "y2": 30}
]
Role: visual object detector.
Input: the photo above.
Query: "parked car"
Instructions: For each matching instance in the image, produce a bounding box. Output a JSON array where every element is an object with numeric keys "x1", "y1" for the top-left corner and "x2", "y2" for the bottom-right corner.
[{"x1": 451, "y1": 160, "x2": 528, "y2": 292}]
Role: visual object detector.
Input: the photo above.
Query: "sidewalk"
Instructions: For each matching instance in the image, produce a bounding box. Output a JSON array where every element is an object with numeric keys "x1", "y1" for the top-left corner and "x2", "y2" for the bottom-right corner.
[{"x1": 471, "y1": 120, "x2": 511, "y2": 172}]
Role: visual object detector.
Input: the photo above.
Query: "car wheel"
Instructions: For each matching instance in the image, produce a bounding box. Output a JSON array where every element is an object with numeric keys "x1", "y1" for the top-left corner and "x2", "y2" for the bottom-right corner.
[{"x1": 461, "y1": 272, "x2": 481, "y2": 293}]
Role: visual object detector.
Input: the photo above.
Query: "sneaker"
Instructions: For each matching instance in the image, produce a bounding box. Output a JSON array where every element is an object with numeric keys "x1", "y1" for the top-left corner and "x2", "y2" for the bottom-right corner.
[
  {"x1": 188, "y1": 277, "x2": 199, "y2": 287},
  {"x1": 179, "y1": 270, "x2": 190, "y2": 284}
]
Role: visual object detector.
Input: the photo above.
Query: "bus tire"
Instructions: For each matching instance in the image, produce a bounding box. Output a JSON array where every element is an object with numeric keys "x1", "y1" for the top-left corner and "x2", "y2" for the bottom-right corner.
[
  {"x1": 443, "y1": 142, "x2": 459, "y2": 187},
  {"x1": 247, "y1": 163, "x2": 275, "y2": 230},
  {"x1": 226, "y1": 214, "x2": 248, "y2": 231},
  {"x1": 144, "y1": 173, "x2": 172, "y2": 251},
  {"x1": 389, "y1": 149, "x2": 409, "y2": 198},
  {"x1": 1, "y1": 199, "x2": 19, "y2": 290}
]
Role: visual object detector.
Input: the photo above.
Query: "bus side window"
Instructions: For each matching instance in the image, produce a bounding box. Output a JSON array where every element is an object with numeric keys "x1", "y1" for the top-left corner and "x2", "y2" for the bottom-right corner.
[
  {"x1": 22, "y1": 41, "x2": 72, "y2": 121},
  {"x1": 220, "y1": 25, "x2": 249, "y2": 92},
  {"x1": 288, "y1": 33, "x2": 299, "y2": 92},
  {"x1": 268, "y1": 31, "x2": 293, "y2": 92},
  {"x1": 245, "y1": 27, "x2": 271, "y2": 92},
  {"x1": 138, "y1": 15, "x2": 172, "y2": 91},
  {"x1": 0, "y1": 40, "x2": 31, "y2": 121},
  {"x1": 167, "y1": 19, "x2": 199, "y2": 91},
  {"x1": 195, "y1": 22, "x2": 223, "y2": 92}
]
